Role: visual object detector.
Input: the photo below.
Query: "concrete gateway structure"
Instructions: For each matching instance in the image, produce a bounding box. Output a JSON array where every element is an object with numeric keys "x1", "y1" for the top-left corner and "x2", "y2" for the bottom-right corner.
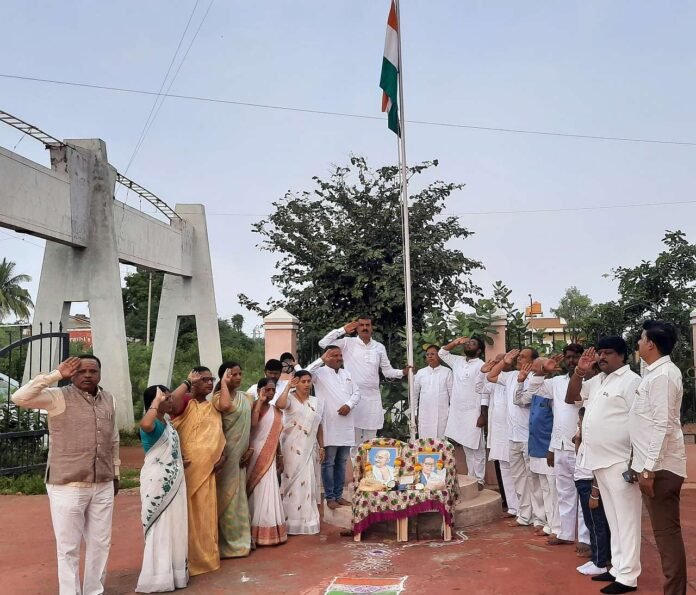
[{"x1": 0, "y1": 111, "x2": 221, "y2": 428}]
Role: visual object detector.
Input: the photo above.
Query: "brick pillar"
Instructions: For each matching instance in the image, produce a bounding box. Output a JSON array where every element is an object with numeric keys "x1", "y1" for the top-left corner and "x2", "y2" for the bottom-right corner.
[{"x1": 263, "y1": 308, "x2": 299, "y2": 362}]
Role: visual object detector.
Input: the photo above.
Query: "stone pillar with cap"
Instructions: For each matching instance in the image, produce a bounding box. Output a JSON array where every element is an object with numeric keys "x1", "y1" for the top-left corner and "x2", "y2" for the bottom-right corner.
[
  {"x1": 263, "y1": 308, "x2": 299, "y2": 362},
  {"x1": 489, "y1": 308, "x2": 508, "y2": 356}
]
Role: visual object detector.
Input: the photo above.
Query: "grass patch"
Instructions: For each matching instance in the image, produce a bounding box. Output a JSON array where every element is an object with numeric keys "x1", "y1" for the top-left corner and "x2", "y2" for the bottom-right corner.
[
  {"x1": 120, "y1": 467, "x2": 140, "y2": 490},
  {"x1": 0, "y1": 474, "x2": 46, "y2": 495},
  {"x1": 0, "y1": 469, "x2": 140, "y2": 495},
  {"x1": 120, "y1": 427, "x2": 142, "y2": 447}
]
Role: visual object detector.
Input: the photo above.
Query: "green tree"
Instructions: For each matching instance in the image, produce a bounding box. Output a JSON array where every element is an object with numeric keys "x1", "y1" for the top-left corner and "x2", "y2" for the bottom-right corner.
[
  {"x1": 238, "y1": 156, "x2": 484, "y2": 438},
  {"x1": 239, "y1": 156, "x2": 483, "y2": 362},
  {"x1": 552, "y1": 286, "x2": 594, "y2": 343},
  {"x1": 0, "y1": 259, "x2": 33, "y2": 322}
]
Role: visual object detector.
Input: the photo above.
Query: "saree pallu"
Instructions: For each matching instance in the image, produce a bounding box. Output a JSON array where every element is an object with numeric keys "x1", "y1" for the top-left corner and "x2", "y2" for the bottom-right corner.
[
  {"x1": 215, "y1": 390, "x2": 253, "y2": 558},
  {"x1": 247, "y1": 405, "x2": 287, "y2": 546},
  {"x1": 171, "y1": 399, "x2": 225, "y2": 576},
  {"x1": 136, "y1": 422, "x2": 188, "y2": 593},
  {"x1": 280, "y1": 395, "x2": 322, "y2": 535}
]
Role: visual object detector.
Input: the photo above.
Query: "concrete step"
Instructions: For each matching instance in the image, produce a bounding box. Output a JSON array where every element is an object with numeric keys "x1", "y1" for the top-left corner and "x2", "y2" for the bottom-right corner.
[
  {"x1": 321, "y1": 502, "x2": 352, "y2": 530},
  {"x1": 454, "y1": 488, "x2": 503, "y2": 528},
  {"x1": 457, "y1": 474, "x2": 480, "y2": 502}
]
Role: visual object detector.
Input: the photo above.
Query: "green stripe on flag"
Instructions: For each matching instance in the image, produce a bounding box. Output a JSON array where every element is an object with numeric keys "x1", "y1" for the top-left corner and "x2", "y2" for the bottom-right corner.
[{"x1": 380, "y1": 57, "x2": 400, "y2": 136}]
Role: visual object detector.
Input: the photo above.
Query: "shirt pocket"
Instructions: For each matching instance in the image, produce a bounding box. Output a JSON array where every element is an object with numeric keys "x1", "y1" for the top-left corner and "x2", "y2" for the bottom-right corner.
[{"x1": 631, "y1": 385, "x2": 650, "y2": 415}]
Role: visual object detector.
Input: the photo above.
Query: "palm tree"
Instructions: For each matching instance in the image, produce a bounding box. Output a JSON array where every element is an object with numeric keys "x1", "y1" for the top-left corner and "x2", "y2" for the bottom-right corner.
[{"x1": 0, "y1": 258, "x2": 33, "y2": 321}]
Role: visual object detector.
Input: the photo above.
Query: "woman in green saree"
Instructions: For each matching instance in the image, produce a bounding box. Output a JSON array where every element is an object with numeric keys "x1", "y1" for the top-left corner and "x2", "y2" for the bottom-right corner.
[{"x1": 214, "y1": 362, "x2": 253, "y2": 558}]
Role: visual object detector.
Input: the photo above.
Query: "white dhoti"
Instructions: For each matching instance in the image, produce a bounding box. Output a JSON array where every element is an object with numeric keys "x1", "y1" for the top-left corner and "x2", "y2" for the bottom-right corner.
[
  {"x1": 47, "y1": 481, "x2": 114, "y2": 595},
  {"x1": 529, "y1": 456, "x2": 558, "y2": 535}
]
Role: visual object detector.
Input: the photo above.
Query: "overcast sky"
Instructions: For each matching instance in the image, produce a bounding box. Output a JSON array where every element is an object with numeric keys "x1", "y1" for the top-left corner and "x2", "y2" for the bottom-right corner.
[{"x1": 1, "y1": 1, "x2": 695, "y2": 332}]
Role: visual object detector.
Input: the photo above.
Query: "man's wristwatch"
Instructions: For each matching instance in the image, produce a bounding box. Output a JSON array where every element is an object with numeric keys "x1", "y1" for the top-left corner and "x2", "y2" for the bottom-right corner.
[{"x1": 641, "y1": 470, "x2": 655, "y2": 479}]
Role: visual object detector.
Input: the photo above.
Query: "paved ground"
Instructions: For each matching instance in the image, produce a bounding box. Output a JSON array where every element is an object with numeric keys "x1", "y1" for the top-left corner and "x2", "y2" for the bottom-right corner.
[{"x1": 1, "y1": 446, "x2": 696, "y2": 594}]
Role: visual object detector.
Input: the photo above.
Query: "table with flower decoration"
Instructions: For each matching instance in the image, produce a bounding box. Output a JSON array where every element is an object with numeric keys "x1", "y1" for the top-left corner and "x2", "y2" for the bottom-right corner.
[{"x1": 351, "y1": 437, "x2": 458, "y2": 541}]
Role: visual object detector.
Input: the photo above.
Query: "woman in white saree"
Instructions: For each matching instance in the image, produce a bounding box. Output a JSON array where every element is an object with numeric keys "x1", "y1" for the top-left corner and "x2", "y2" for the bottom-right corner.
[
  {"x1": 136, "y1": 386, "x2": 188, "y2": 593},
  {"x1": 276, "y1": 371, "x2": 325, "y2": 535}
]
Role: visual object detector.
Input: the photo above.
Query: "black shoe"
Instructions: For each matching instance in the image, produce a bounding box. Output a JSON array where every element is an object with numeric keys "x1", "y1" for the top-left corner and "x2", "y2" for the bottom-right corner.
[
  {"x1": 591, "y1": 572, "x2": 616, "y2": 582},
  {"x1": 599, "y1": 582, "x2": 637, "y2": 594}
]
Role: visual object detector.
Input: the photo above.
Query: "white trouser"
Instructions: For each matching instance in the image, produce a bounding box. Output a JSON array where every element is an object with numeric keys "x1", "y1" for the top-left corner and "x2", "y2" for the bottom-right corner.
[
  {"x1": 554, "y1": 448, "x2": 579, "y2": 541},
  {"x1": 528, "y1": 472, "x2": 548, "y2": 530},
  {"x1": 508, "y1": 440, "x2": 532, "y2": 525},
  {"x1": 47, "y1": 482, "x2": 115, "y2": 595},
  {"x1": 463, "y1": 443, "x2": 487, "y2": 484},
  {"x1": 351, "y1": 428, "x2": 378, "y2": 459},
  {"x1": 535, "y1": 472, "x2": 559, "y2": 535},
  {"x1": 594, "y1": 462, "x2": 642, "y2": 587},
  {"x1": 499, "y1": 460, "x2": 518, "y2": 514}
]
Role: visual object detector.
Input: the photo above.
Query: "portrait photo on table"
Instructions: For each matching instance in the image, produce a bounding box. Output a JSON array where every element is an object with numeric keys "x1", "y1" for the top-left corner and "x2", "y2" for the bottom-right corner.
[
  {"x1": 367, "y1": 447, "x2": 399, "y2": 485},
  {"x1": 417, "y1": 452, "x2": 446, "y2": 489}
]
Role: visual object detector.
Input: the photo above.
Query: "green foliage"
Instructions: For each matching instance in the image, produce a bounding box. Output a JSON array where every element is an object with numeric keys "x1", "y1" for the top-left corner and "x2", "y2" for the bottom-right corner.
[
  {"x1": 119, "y1": 467, "x2": 140, "y2": 490},
  {"x1": 552, "y1": 287, "x2": 593, "y2": 343},
  {"x1": 239, "y1": 156, "x2": 484, "y2": 438},
  {"x1": 0, "y1": 259, "x2": 33, "y2": 322},
  {"x1": 0, "y1": 473, "x2": 46, "y2": 495}
]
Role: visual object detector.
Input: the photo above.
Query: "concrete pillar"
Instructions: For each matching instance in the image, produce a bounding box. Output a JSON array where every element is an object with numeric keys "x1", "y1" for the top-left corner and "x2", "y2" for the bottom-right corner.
[
  {"x1": 29, "y1": 140, "x2": 134, "y2": 428},
  {"x1": 263, "y1": 308, "x2": 299, "y2": 362},
  {"x1": 489, "y1": 308, "x2": 508, "y2": 356},
  {"x1": 149, "y1": 204, "x2": 222, "y2": 387}
]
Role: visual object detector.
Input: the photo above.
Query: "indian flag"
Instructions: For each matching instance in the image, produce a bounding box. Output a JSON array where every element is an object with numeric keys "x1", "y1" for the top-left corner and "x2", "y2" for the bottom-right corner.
[{"x1": 380, "y1": 0, "x2": 400, "y2": 136}]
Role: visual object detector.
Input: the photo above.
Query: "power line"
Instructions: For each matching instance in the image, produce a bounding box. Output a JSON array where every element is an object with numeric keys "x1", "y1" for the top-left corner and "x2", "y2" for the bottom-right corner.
[
  {"x1": 124, "y1": 0, "x2": 202, "y2": 175},
  {"x1": 2, "y1": 72, "x2": 695, "y2": 148},
  {"x1": 205, "y1": 198, "x2": 696, "y2": 218},
  {"x1": 0, "y1": 229, "x2": 45, "y2": 248}
]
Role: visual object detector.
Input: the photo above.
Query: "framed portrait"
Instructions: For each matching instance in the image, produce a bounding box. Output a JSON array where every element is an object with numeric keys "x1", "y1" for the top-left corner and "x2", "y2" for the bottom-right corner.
[
  {"x1": 416, "y1": 451, "x2": 446, "y2": 489},
  {"x1": 366, "y1": 446, "x2": 400, "y2": 486}
]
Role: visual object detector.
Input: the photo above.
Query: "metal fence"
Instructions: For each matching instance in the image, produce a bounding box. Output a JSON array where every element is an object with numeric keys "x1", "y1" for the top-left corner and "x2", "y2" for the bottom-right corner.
[{"x1": 0, "y1": 322, "x2": 69, "y2": 476}]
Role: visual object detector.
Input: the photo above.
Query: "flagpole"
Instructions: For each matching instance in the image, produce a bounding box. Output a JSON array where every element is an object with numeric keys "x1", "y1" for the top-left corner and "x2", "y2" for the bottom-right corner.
[{"x1": 394, "y1": 0, "x2": 416, "y2": 442}]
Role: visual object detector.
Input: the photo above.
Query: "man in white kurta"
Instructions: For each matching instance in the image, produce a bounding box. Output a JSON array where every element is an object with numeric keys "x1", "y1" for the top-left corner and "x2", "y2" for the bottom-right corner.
[
  {"x1": 567, "y1": 338, "x2": 642, "y2": 593},
  {"x1": 439, "y1": 337, "x2": 486, "y2": 486},
  {"x1": 306, "y1": 346, "x2": 361, "y2": 509},
  {"x1": 527, "y1": 346, "x2": 590, "y2": 546},
  {"x1": 478, "y1": 354, "x2": 518, "y2": 516},
  {"x1": 319, "y1": 317, "x2": 407, "y2": 450},
  {"x1": 414, "y1": 345, "x2": 453, "y2": 439},
  {"x1": 487, "y1": 348, "x2": 544, "y2": 528}
]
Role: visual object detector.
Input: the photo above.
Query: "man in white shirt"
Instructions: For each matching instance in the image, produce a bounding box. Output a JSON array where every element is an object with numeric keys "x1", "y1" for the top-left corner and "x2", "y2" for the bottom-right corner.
[
  {"x1": 318, "y1": 316, "x2": 408, "y2": 451},
  {"x1": 246, "y1": 359, "x2": 283, "y2": 400},
  {"x1": 306, "y1": 345, "x2": 361, "y2": 510},
  {"x1": 479, "y1": 354, "x2": 518, "y2": 517},
  {"x1": 413, "y1": 345, "x2": 453, "y2": 439},
  {"x1": 439, "y1": 337, "x2": 486, "y2": 487},
  {"x1": 631, "y1": 320, "x2": 687, "y2": 595},
  {"x1": 527, "y1": 345, "x2": 590, "y2": 547},
  {"x1": 566, "y1": 337, "x2": 642, "y2": 595},
  {"x1": 487, "y1": 348, "x2": 545, "y2": 530}
]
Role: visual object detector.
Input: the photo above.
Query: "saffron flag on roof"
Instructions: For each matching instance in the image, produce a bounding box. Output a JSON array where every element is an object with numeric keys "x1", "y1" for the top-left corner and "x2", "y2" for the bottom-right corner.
[{"x1": 380, "y1": 0, "x2": 400, "y2": 136}]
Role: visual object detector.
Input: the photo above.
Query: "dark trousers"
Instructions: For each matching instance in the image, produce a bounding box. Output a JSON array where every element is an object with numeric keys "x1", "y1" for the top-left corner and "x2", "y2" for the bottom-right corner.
[
  {"x1": 321, "y1": 445, "x2": 350, "y2": 501},
  {"x1": 643, "y1": 470, "x2": 686, "y2": 595},
  {"x1": 576, "y1": 479, "x2": 612, "y2": 568},
  {"x1": 494, "y1": 460, "x2": 509, "y2": 509}
]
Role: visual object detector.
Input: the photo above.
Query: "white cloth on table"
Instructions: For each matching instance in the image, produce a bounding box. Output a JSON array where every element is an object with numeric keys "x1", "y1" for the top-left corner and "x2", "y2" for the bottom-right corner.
[
  {"x1": 440, "y1": 350, "x2": 485, "y2": 449},
  {"x1": 305, "y1": 359, "x2": 361, "y2": 447},
  {"x1": 318, "y1": 328, "x2": 403, "y2": 430},
  {"x1": 47, "y1": 482, "x2": 114, "y2": 595},
  {"x1": 414, "y1": 365, "x2": 452, "y2": 439}
]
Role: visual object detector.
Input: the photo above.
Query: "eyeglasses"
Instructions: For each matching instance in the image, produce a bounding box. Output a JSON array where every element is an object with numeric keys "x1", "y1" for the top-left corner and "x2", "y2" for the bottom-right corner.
[{"x1": 199, "y1": 377, "x2": 215, "y2": 382}]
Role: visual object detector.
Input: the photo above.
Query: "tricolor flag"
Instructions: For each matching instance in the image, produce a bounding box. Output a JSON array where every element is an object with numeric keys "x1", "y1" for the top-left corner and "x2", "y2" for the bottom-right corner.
[{"x1": 380, "y1": 0, "x2": 400, "y2": 136}]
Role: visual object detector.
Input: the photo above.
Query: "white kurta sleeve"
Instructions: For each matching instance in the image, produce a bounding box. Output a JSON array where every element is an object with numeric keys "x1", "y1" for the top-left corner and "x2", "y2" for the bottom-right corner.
[
  {"x1": 379, "y1": 344, "x2": 404, "y2": 379},
  {"x1": 318, "y1": 328, "x2": 347, "y2": 350}
]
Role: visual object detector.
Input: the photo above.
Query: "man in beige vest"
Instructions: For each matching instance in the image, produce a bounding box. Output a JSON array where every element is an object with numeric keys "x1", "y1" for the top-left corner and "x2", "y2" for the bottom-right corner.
[{"x1": 12, "y1": 355, "x2": 120, "y2": 595}]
